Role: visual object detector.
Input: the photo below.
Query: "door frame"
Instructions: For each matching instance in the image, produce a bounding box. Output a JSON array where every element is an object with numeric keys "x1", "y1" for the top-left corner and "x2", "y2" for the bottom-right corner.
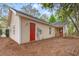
[
  {"x1": 59, "y1": 27, "x2": 63, "y2": 37},
  {"x1": 55, "y1": 27, "x2": 63, "y2": 37},
  {"x1": 30, "y1": 22, "x2": 36, "y2": 41}
]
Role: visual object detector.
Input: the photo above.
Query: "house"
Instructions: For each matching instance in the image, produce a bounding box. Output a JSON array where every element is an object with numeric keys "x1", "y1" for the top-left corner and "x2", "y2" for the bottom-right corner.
[
  {"x1": 8, "y1": 8, "x2": 65, "y2": 44},
  {"x1": 0, "y1": 16, "x2": 9, "y2": 37},
  {"x1": 52, "y1": 21, "x2": 64, "y2": 37}
]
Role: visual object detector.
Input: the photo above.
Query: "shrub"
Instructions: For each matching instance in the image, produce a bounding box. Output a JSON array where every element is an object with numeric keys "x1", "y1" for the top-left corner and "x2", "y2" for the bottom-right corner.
[
  {"x1": 0, "y1": 29, "x2": 2, "y2": 36},
  {"x1": 6, "y1": 29, "x2": 9, "y2": 37}
]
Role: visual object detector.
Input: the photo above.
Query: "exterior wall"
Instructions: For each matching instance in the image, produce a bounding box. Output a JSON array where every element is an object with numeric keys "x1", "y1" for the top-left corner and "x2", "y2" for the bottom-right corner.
[
  {"x1": 20, "y1": 18, "x2": 55, "y2": 44},
  {"x1": 63, "y1": 25, "x2": 68, "y2": 37},
  {"x1": 9, "y1": 11, "x2": 21, "y2": 44},
  {"x1": 55, "y1": 27, "x2": 63, "y2": 37},
  {"x1": 21, "y1": 17, "x2": 30, "y2": 43},
  {"x1": 55, "y1": 28, "x2": 60, "y2": 37},
  {"x1": 30, "y1": 20, "x2": 55, "y2": 41},
  {"x1": 9, "y1": 9, "x2": 65, "y2": 44}
]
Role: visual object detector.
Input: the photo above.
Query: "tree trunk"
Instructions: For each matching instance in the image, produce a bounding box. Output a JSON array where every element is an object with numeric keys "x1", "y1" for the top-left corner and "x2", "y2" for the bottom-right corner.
[
  {"x1": 64, "y1": 7, "x2": 79, "y2": 34},
  {"x1": 68, "y1": 16, "x2": 79, "y2": 33}
]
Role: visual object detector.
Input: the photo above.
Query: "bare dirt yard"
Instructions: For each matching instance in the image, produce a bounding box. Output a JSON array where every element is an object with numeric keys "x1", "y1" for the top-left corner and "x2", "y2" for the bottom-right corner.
[{"x1": 0, "y1": 37, "x2": 79, "y2": 56}]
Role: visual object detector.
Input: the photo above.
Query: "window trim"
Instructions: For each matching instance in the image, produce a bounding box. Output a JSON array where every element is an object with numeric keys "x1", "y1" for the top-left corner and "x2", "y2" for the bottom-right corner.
[{"x1": 13, "y1": 25, "x2": 15, "y2": 35}]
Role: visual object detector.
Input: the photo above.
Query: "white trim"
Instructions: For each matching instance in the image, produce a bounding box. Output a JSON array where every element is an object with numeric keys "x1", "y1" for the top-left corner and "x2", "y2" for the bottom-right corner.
[
  {"x1": 10, "y1": 8, "x2": 16, "y2": 15},
  {"x1": 19, "y1": 16, "x2": 22, "y2": 44}
]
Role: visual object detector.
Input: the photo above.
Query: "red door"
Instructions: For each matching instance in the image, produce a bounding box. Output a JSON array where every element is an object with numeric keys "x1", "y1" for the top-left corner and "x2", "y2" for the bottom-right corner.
[{"x1": 30, "y1": 22, "x2": 35, "y2": 41}]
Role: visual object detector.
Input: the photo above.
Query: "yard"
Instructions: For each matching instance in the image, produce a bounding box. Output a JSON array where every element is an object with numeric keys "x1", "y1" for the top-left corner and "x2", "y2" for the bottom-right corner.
[{"x1": 0, "y1": 37, "x2": 79, "y2": 56}]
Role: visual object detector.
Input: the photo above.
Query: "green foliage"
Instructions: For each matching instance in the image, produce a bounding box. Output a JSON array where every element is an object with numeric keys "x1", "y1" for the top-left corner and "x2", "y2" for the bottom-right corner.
[
  {"x1": 0, "y1": 29, "x2": 2, "y2": 36},
  {"x1": 68, "y1": 24, "x2": 75, "y2": 35},
  {"x1": 56, "y1": 3, "x2": 79, "y2": 33},
  {"x1": 41, "y1": 3, "x2": 79, "y2": 34},
  {"x1": 6, "y1": 29, "x2": 9, "y2": 37},
  {"x1": 49, "y1": 15, "x2": 56, "y2": 23},
  {"x1": 42, "y1": 3, "x2": 53, "y2": 9},
  {"x1": 0, "y1": 16, "x2": 6, "y2": 21}
]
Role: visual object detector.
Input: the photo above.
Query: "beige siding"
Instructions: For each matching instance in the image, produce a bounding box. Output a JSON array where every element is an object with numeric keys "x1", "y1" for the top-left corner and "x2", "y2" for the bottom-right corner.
[
  {"x1": 21, "y1": 19, "x2": 55, "y2": 44},
  {"x1": 63, "y1": 25, "x2": 68, "y2": 37},
  {"x1": 55, "y1": 28, "x2": 60, "y2": 37},
  {"x1": 9, "y1": 9, "x2": 56, "y2": 44},
  {"x1": 10, "y1": 11, "x2": 21, "y2": 44},
  {"x1": 21, "y1": 17, "x2": 30, "y2": 43},
  {"x1": 9, "y1": 10, "x2": 55, "y2": 44},
  {"x1": 30, "y1": 20, "x2": 55, "y2": 41}
]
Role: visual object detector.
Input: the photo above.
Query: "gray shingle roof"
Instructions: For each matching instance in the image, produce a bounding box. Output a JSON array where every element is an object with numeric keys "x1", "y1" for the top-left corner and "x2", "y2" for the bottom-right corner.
[
  {"x1": 10, "y1": 7, "x2": 64, "y2": 28},
  {"x1": 52, "y1": 21, "x2": 64, "y2": 27}
]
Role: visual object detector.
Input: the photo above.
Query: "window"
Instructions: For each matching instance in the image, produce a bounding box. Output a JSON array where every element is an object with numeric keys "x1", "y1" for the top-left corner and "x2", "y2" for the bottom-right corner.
[
  {"x1": 49, "y1": 27, "x2": 51, "y2": 34},
  {"x1": 37, "y1": 28, "x2": 42, "y2": 35},
  {"x1": 13, "y1": 25, "x2": 15, "y2": 34}
]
